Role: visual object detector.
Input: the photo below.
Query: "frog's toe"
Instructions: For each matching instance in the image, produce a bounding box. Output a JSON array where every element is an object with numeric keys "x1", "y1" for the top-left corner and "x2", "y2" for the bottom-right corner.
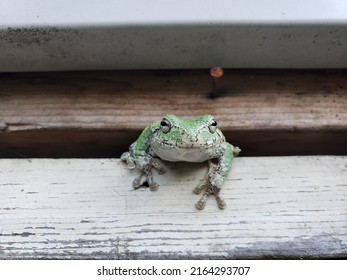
[
  {"x1": 157, "y1": 167, "x2": 166, "y2": 175},
  {"x1": 146, "y1": 171, "x2": 159, "y2": 191},
  {"x1": 120, "y1": 152, "x2": 129, "y2": 160},
  {"x1": 216, "y1": 197, "x2": 226, "y2": 209},
  {"x1": 151, "y1": 159, "x2": 166, "y2": 174},
  {"x1": 233, "y1": 146, "x2": 241, "y2": 157},
  {"x1": 132, "y1": 180, "x2": 142, "y2": 189},
  {"x1": 132, "y1": 172, "x2": 143, "y2": 189},
  {"x1": 149, "y1": 182, "x2": 159, "y2": 191},
  {"x1": 193, "y1": 179, "x2": 208, "y2": 194},
  {"x1": 193, "y1": 185, "x2": 204, "y2": 194},
  {"x1": 195, "y1": 189, "x2": 211, "y2": 210},
  {"x1": 121, "y1": 152, "x2": 136, "y2": 169},
  {"x1": 193, "y1": 186, "x2": 201, "y2": 194},
  {"x1": 211, "y1": 186, "x2": 226, "y2": 209},
  {"x1": 195, "y1": 200, "x2": 206, "y2": 210}
]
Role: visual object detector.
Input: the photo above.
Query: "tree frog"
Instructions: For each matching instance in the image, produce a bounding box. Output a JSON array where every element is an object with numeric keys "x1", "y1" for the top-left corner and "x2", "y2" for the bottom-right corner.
[{"x1": 121, "y1": 114, "x2": 240, "y2": 210}]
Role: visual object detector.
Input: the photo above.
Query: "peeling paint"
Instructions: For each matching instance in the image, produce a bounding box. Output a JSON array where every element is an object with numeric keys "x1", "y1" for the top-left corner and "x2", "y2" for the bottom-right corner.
[
  {"x1": 0, "y1": 232, "x2": 35, "y2": 237},
  {"x1": 229, "y1": 234, "x2": 347, "y2": 259}
]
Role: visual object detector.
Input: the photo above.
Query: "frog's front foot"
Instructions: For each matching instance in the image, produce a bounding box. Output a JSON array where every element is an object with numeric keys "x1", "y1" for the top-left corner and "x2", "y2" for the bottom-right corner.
[
  {"x1": 194, "y1": 173, "x2": 226, "y2": 210},
  {"x1": 121, "y1": 153, "x2": 166, "y2": 191},
  {"x1": 195, "y1": 186, "x2": 226, "y2": 210},
  {"x1": 132, "y1": 170, "x2": 159, "y2": 191},
  {"x1": 120, "y1": 152, "x2": 136, "y2": 169}
]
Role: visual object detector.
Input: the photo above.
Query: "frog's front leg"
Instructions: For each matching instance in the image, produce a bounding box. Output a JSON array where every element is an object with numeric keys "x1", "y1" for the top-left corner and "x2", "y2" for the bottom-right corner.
[
  {"x1": 122, "y1": 151, "x2": 165, "y2": 191},
  {"x1": 194, "y1": 143, "x2": 240, "y2": 210},
  {"x1": 132, "y1": 163, "x2": 158, "y2": 191},
  {"x1": 121, "y1": 125, "x2": 166, "y2": 191},
  {"x1": 193, "y1": 160, "x2": 214, "y2": 195},
  {"x1": 195, "y1": 162, "x2": 227, "y2": 210}
]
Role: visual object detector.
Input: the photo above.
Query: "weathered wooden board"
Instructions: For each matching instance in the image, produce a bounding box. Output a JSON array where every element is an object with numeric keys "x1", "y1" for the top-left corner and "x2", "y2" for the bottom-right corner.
[
  {"x1": 0, "y1": 156, "x2": 346, "y2": 259},
  {"x1": 0, "y1": 70, "x2": 346, "y2": 157},
  {"x1": 1, "y1": 70, "x2": 346, "y2": 131}
]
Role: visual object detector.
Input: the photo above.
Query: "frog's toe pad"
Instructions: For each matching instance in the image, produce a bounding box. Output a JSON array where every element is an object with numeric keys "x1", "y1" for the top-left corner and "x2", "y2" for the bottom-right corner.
[
  {"x1": 157, "y1": 167, "x2": 166, "y2": 175},
  {"x1": 151, "y1": 160, "x2": 166, "y2": 174},
  {"x1": 120, "y1": 153, "x2": 136, "y2": 169},
  {"x1": 195, "y1": 200, "x2": 206, "y2": 210},
  {"x1": 217, "y1": 199, "x2": 226, "y2": 209},
  {"x1": 233, "y1": 146, "x2": 241, "y2": 157},
  {"x1": 132, "y1": 180, "x2": 142, "y2": 189},
  {"x1": 193, "y1": 185, "x2": 204, "y2": 194},
  {"x1": 149, "y1": 182, "x2": 159, "y2": 191},
  {"x1": 120, "y1": 152, "x2": 129, "y2": 160}
]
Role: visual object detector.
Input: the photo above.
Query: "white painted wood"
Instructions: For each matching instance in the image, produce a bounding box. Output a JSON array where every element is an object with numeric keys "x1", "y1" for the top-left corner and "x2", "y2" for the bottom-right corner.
[
  {"x1": 0, "y1": 156, "x2": 346, "y2": 259},
  {"x1": 1, "y1": 1, "x2": 347, "y2": 71},
  {"x1": 3, "y1": 0, "x2": 347, "y2": 26}
]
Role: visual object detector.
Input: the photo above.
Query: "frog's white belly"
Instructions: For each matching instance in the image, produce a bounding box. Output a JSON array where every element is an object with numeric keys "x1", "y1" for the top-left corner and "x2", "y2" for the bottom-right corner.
[{"x1": 152, "y1": 145, "x2": 215, "y2": 162}]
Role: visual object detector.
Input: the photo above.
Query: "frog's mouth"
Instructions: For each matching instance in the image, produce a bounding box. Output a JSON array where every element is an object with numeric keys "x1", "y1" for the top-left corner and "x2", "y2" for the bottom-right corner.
[{"x1": 156, "y1": 138, "x2": 221, "y2": 149}]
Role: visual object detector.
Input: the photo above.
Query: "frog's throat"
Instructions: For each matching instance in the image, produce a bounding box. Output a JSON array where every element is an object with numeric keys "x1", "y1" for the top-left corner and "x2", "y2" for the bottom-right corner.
[{"x1": 151, "y1": 141, "x2": 223, "y2": 162}]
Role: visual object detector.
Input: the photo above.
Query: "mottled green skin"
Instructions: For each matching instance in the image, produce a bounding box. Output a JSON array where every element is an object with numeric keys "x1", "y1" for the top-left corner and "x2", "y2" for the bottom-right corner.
[{"x1": 121, "y1": 114, "x2": 240, "y2": 210}]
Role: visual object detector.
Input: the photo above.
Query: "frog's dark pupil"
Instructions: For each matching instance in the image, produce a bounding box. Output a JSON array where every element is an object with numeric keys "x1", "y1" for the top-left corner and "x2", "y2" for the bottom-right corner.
[
  {"x1": 211, "y1": 120, "x2": 217, "y2": 126},
  {"x1": 161, "y1": 121, "x2": 168, "y2": 126}
]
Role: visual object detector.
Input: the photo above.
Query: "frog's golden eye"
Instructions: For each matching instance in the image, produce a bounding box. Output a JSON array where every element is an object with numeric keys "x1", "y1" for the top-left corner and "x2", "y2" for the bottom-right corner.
[
  {"x1": 208, "y1": 119, "x2": 218, "y2": 133},
  {"x1": 160, "y1": 118, "x2": 171, "y2": 133}
]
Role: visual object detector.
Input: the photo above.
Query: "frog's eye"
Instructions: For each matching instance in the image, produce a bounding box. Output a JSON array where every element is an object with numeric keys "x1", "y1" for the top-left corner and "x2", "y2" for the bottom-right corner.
[
  {"x1": 160, "y1": 118, "x2": 171, "y2": 133},
  {"x1": 208, "y1": 119, "x2": 218, "y2": 133}
]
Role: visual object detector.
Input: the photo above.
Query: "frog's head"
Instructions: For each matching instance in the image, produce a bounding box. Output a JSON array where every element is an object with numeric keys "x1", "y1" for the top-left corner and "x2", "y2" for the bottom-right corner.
[{"x1": 155, "y1": 114, "x2": 225, "y2": 149}]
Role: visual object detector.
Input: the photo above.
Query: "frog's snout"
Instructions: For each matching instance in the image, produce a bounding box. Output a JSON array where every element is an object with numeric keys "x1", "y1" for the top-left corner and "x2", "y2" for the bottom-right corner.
[{"x1": 179, "y1": 132, "x2": 197, "y2": 143}]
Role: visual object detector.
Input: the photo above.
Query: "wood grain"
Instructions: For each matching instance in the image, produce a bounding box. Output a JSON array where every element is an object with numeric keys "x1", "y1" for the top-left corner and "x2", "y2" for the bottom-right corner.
[
  {"x1": 0, "y1": 70, "x2": 346, "y2": 157},
  {"x1": 0, "y1": 156, "x2": 346, "y2": 259}
]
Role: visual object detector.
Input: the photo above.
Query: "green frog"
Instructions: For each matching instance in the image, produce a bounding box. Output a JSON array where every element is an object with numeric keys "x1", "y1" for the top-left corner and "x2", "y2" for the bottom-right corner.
[{"x1": 121, "y1": 114, "x2": 240, "y2": 210}]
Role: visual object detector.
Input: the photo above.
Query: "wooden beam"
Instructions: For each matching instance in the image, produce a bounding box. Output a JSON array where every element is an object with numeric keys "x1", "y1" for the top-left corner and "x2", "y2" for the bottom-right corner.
[
  {"x1": 0, "y1": 156, "x2": 346, "y2": 259},
  {"x1": 1, "y1": 70, "x2": 347, "y2": 157}
]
